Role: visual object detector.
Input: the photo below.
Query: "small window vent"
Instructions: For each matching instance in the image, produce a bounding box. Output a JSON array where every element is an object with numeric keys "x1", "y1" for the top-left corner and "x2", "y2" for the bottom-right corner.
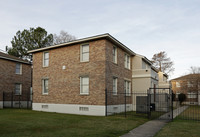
[
  {"x1": 113, "y1": 107, "x2": 118, "y2": 110},
  {"x1": 42, "y1": 105, "x2": 48, "y2": 109},
  {"x1": 79, "y1": 107, "x2": 89, "y2": 111}
]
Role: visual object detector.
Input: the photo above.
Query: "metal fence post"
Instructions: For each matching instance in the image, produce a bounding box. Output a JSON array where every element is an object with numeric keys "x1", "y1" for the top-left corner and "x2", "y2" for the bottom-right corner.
[
  {"x1": 11, "y1": 91, "x2": 13, "y2": 108},
  {"x1": 27, "y1": 91, "x2": 29, "y2": 109},
  {"x1": 171, "y1": 88, "x2": 173, "y2": 121},
  {"x1": 125, "y1": 92, "x2": 127, "y2": 117},
  {"x1": 105, "y1": 89, "x2": 107, "y2": 116}
]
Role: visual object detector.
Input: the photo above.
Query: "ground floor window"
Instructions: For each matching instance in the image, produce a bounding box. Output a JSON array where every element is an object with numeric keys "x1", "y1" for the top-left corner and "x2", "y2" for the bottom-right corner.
[
  {"x1": 113, "y1": 77, "x2": 117, "y2": 95},
  {"x1": 42, "y1": 79, "x2": 49, "y2": 95},
  {"x1": 124, "y1": 80, "x2": 131, "y2": 96},
  {"x1": 15, "y1": 83, "x2": 22, "y2": 95},
  {"x1": 80, "y1": 76, "x2": 89, "y2": 95}
]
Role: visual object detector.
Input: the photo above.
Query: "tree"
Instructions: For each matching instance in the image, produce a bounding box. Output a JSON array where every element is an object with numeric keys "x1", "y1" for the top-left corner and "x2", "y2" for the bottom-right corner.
[
  {"x1": 151, "y1": 51, "x2": 174, "y2": 75},
  {"x1": 53, "y1": 30, "x2": 76, "y2": 45},
  {"x1": 190, "y1": 66, "x2": 200, "y2": 74},
  {"x1": 178, "y1": 93, "x2": 186, "y2": 105},
  {"x1": 6, "y1": 27, "x2": 53, "y2": 60}
]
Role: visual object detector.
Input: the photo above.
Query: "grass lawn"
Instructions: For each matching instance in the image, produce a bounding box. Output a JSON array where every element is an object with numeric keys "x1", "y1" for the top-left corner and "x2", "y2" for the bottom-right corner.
[
  {"x1": 0, "y1": 109, "x2": 148, "y2": 137},
  {"x1": 154, "y1": 119, "x2": 200, "y2": 137},
  {"x1": 155, "y1": 105, "x2": 200, "y2": 137}
]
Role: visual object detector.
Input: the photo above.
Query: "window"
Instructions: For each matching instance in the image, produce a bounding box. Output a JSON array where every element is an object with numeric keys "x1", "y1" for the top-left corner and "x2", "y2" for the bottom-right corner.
[
  {"x1": 43, "y1": 52, "x2": 49, "y2": 67},
  {"x1": 15, "y1": 63, "x2": 22, "y2": 74},
  {"x1": 42, "y1": 79, "x2": 49, "y2": 94},
  {"x1": 187, "y1": 92, "x2": 197, "y2": 99},
  {"x1": 80, "y1": 76, "x2": 89, "y2": 95},
  {"x1": 124, "y1": 80, "x2": 131, "y2": 96},
  {"x1": 15, "y1": 83, "x2": 22, "y2": 95},
  {"x1": 81, "y1": 44, "x2": 89, "y2": 62},
  {"x1": 176, "y1": 92, "x2": 180, "y2": 98},
  {"x1": 124, "y1": 54, "x2": 130, "y2": 69},
  {"x1": 187, "y1": 82, "x2": 193, "y2": 87},
  {"x1": 113, "y1": 46, "x2": 117, "y2": 63},
  {"x1": 113, "y1": 77, "x2": 117, "y2": 95},
  {"x1": 176, "y1": 82, "x2": 180, "y2": 87}
]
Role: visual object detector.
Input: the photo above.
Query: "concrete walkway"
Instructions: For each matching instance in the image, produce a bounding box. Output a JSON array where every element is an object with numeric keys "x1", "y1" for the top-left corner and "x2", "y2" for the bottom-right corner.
[{"x1": 120, "y1": 106, "x2": 188, "y2": 137}]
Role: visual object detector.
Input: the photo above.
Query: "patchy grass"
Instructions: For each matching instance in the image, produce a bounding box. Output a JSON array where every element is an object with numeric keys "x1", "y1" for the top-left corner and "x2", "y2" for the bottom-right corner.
[
  {"x1": 154, "y1": 119, "x2": 200, "y2": 137},
  {"x1": 177, "y1": 105, "x2": 200, "y2": 120},
  {"x1": 0, "y1": 109, "x2": 148, "y2": 137}
]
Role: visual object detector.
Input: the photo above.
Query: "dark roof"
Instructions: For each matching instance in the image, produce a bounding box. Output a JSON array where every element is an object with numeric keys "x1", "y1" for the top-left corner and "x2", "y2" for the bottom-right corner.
[
  {"x1": 171, "y1": 74, "x2": 200, "y2": 81},
  {"x1": 0, "y1": 51, "x2": 31, "y2": 64}
]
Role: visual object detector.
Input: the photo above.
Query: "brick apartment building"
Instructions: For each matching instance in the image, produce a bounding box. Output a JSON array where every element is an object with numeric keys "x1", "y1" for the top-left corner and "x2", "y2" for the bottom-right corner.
[
  {"x1": 0, "y1": 51, "x2": 32, "y2": 108},
  {"x1": 171, "y1": 74, "x2": 200, "y2": 105},
  {"x1": 29, "y1": 33, "x2": 170, "y2": 116},
  {"x1": 29, "y1": 34, "x2": 134, "y2": 115}
]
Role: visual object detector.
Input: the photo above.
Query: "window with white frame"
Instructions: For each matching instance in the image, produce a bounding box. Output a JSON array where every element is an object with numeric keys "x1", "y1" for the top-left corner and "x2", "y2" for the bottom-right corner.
[
  {"x1": 80, "y1": 76, "x2": 89, "y2": 95},
  {"x1": 187, "y1": 92, "x2": 197, "y2": 99},
  {"x1": 15, "y1": 83, "x2": 22, "y2": 95},
  {"x1": 81, "y1": 44, "x2": 89, "y2": 62},
  {"x1": 15, "y1": 63, "x2": 22, "y2": 74},
  {"x1": 113, "y1": 77, "x2": 117, "y2": 95},
  {"x1": 176, "y1": 92, "x2": 180, "y2": 98},
  {"x1": 42, "y1": 79, "x2": 49, "y2": 94},
  {"x1": 124, "y1": 80, "x2": 131, "y2": 96},
  {"x1": 124, "y1": 54, "x2": 130, "y2": 69},
  {"x1": 187, "y1": 81, "x2": 193, "y2": 87},
  {"x1": 176, "y1": 82, "x2": 180, "y2": 87},
  {"x1": 113, "y1": 46, "x2": 117, "y2": 63},
  {"x1": 43, "y1": 52, "x2": 49, "y2": 67}
]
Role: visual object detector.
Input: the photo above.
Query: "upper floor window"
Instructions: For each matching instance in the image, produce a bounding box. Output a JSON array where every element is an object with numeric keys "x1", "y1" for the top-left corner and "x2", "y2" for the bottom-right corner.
[
  {"x1": 81, "y1": 44, "x2": 89, "y2": 62},
  {"x1": 42, "y1": 79, "x2": 49, "y2": 95},
  {"x1": 15, "y1": 63, "x2": 22, "y2": 74},
  {"x1": 113, "y1": 77, "x2": 117, "y2": 95},
  {"x1": 15, "y1": 83, "x2": 22, "y2": 95},
  {"x1": 113, "y1": 46, "x2": 117, "y2": 64},
  {"x1": 43, "y1": 52, "x2": 49, "y2": 67},
  {"x1": 176, "y1": 82, "x2": 180, "y2": 87},
  {"x1": 80, "y1": 76, "x2": 89, "y2": 95},
  {"x1": 124, "y1": 54, "x2": 130, "y2": 69},
  {"x1": 124, "y1": 80, "x2": 131, "y2": 96}
]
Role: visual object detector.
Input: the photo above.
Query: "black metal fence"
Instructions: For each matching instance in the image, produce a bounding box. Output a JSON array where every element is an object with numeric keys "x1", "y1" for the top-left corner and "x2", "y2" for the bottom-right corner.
[
  {"x1": 105, "y1": 88, "x2": 173, "y2": 121},
  {"x1": 3, "y1": 91, "x2": 32, "y2": 109},
  {"x1": 173, "y1": 92, "x2": 200, "y2": 121}
]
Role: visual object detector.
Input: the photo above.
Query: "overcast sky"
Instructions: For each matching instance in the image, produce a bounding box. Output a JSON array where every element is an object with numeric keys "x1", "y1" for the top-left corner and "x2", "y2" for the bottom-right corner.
[{"x1": 0, "y1": 0, "x2": 199, "y2": 79}]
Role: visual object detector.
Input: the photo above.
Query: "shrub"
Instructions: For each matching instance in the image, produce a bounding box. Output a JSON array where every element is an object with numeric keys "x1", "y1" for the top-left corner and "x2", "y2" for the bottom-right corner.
[{"x1": 178, "y1": 93, "x2": 186, "y2": 105}]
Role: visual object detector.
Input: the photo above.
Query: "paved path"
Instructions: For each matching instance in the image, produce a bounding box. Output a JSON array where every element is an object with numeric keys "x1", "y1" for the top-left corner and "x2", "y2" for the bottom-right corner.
[{"x1": 120, "y1": 106, "x2": 188, "y2": 137}]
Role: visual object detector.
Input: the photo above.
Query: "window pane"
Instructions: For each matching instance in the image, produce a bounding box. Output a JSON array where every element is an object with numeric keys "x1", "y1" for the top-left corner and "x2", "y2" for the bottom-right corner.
[
  {"x1": 43, "y1": 79, "x2": 48, "y2": 94},
  {"x1": 82, "y1": 45, "x2": 89, "y2": 53},
  {"x1": 82, "y1": 77, "x2": 89, "y2": 85},
  {"x1": 15, "y1": 84, "x2": 21, "y2": 95},
  {"x1": 82, "y1": 53, "x2": 89, "y2": 61},
  {"x1": 44, "y1": 52, "x2": 49, "y2": 59},
  {"x1": 82, "y1": 85, "x2": 89, "y2": 93},
  {"x1": 44, "y1": 59, "x2": 49, "y2": 66},
  {"x1": 16, "y1": 63, "x2": 21, "y2": 74}
]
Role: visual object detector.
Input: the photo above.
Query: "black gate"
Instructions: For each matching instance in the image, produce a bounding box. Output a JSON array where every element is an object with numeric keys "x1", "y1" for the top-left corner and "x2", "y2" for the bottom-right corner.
[
  {"x1": 148, "y1": 88, "x2": 173, "y2": 121},
  {"x1": 105, "y1": 88, "x2": 173, "y2": 121},
  {"x1": 3, "y1": 91, "x2": 32, "y2": 109}
]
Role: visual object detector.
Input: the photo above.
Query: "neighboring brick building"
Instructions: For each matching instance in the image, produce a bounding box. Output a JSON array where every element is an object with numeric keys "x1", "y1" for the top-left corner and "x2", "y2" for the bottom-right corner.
[
  {"x1": 29, "y1": 34, "x2": 135, "y2": 116},
  {"x1": 171, "y1": 74, "x2": 200, "y2": 105},
  {"x1": 0, "y1": 51, "x2": 31, "y2": 108}
]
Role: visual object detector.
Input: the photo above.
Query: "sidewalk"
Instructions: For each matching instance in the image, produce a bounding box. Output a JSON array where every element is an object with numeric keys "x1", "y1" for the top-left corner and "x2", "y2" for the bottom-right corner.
[{"x1": 120, "y1": 106, "x2": 188, "y2": 137}]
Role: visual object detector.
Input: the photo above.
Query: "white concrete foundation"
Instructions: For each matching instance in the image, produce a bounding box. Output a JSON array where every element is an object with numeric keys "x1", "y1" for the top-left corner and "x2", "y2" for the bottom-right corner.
[
  {"x1": 107, "y1": 104, "x2": 133, "y2": 115},
  {"x1": 3, "y1": 101, "x2": 32, "y2": 108},
  {"x1": 33, "y1": 103, "x2": 105, "y2": 116}
]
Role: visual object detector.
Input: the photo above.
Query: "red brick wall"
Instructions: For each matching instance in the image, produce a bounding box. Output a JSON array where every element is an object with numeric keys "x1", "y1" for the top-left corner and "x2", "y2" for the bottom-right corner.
[
  {"x1": 0, "y1": 59, "x2": 31, "y2": 100},
  {"x1": 105, "y1": 41, "x2": 132, "y2": 105},
  {"x1": 32, "y1": 39, "x2": 107, "y2": 105}
]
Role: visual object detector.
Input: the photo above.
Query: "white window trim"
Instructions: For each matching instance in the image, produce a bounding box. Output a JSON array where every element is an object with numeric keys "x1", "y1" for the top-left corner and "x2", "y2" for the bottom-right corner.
[
  {"x1": 80, "y1": 76, "x2": 89, "y2": 95},
  {"x1": 80, "y1": 44, "x2": 89, "y2": 62},
  {"x1": 15, "y1": 63, "x2": 22, "y2": 75},
  {"x1": 15, "y1": 83, "x2": 22, "y2": 95},
  {"x1": 113, "y1": 46, "x2": 117, "y2": 64},
  {"x1": 187, "y1": 92, "x2": 197, "y2": 99},
  {"x1": 43, "y1": 51, "x2": 49, "y2": 67},
  {"x1": 42, "y1": 79, "x2": 49, "y2": 95},
  {"x1": 113, "y1": 77, "x2": 118, "y2": 95},
  {"x1": 176, "y1": 82, "x2": 180, "y2": 87},
  {"x1": 124, "y1": 54, "x2": 130, "y2": 69},
  {"x1": 124, "y1": 80, "x2": 131, "y2": 96}
]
